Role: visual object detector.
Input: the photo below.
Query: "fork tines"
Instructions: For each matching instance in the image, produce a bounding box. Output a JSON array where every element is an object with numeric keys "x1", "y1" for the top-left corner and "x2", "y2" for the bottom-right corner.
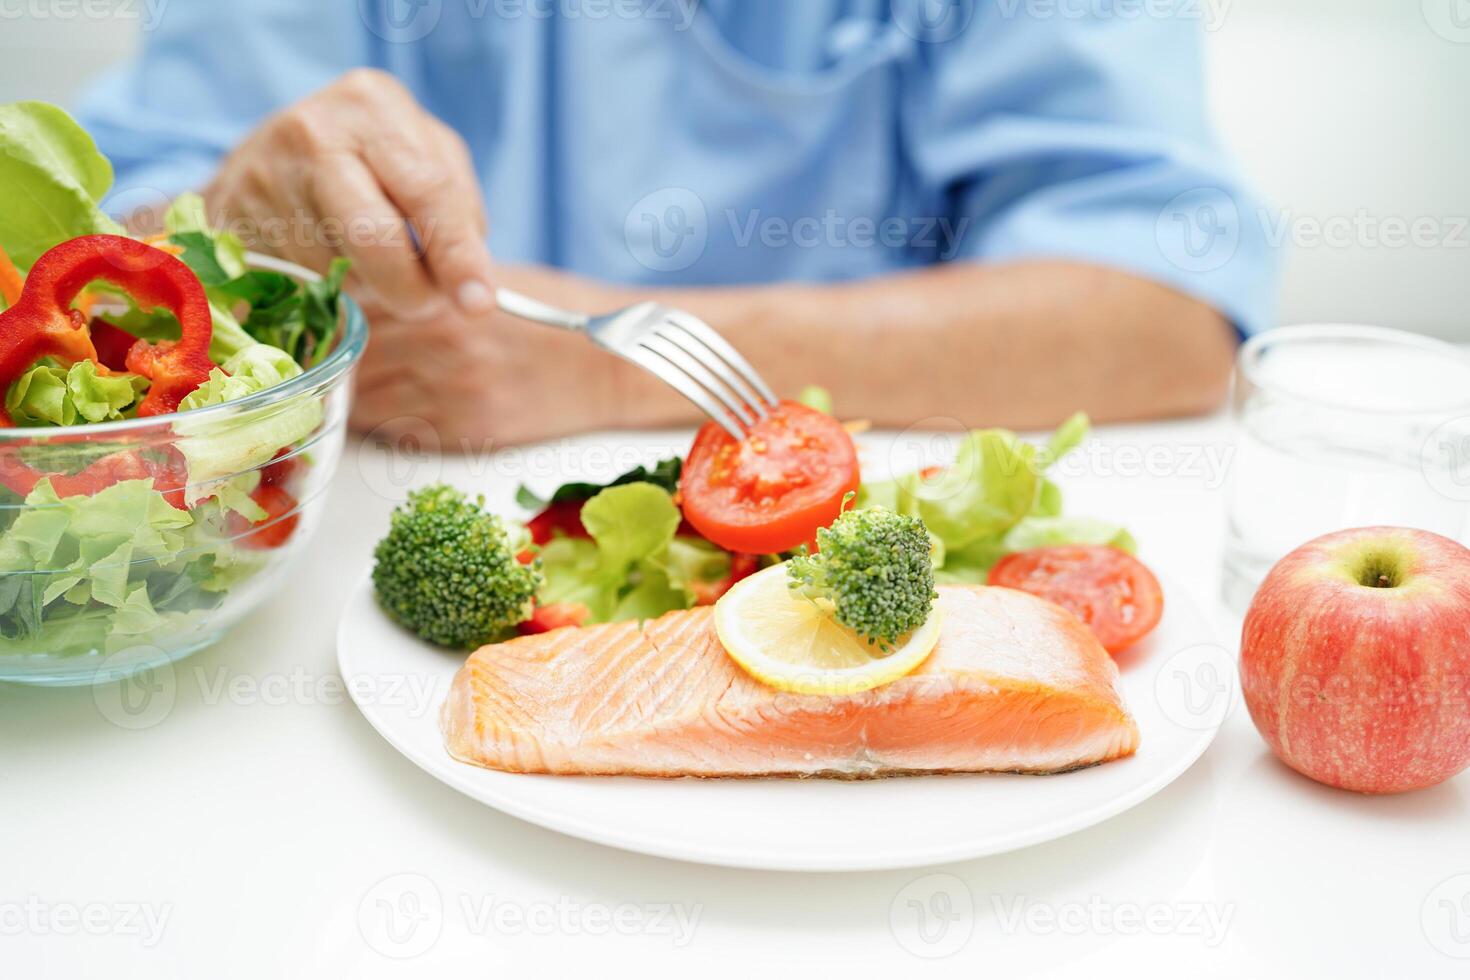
[{"x1": 630, "y1": 309, "x2": 777, "y2": 440}]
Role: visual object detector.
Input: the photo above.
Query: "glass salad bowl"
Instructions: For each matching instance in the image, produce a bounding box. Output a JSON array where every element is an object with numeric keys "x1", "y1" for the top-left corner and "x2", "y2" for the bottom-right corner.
[{"x1": 0, "y1": 255, "x2": 367, "y2": 685}]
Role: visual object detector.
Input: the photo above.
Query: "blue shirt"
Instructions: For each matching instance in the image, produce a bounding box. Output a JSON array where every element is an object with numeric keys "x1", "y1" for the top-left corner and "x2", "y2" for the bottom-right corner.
[{"x1": 76, "y1": 0, "x2": 1275, "y2": 335}]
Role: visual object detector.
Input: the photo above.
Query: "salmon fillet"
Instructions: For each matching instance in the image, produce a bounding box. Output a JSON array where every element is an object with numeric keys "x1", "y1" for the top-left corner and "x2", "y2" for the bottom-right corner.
[{"x1": 441, "y1": 585, "x2": 1140, "y2": 777}]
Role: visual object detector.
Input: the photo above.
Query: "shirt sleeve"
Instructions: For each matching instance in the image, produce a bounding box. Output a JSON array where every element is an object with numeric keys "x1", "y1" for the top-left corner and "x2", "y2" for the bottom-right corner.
[
  {"x1": 899, "y1": 4, "x2": 1276, "y2": 338},
  {"x1": 73, "y1": 0, "x2": 371, "y2": 205}
]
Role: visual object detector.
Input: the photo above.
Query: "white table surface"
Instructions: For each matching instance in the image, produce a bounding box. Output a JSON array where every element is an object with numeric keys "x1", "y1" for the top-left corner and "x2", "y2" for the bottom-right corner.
[{"x1": 4, "y1": 418, "x2": 1468, "y2": 979}]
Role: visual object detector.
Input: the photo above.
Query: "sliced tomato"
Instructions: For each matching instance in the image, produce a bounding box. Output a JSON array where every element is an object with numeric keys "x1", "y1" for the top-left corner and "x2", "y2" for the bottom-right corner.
[
  {"x1": 228, "y1": 485, "x2": 301, "y2": 550},
  {"x1": 259, "y1": 449, "x2": 303, "y2": 489},
  {"x1": 987, "y1": 545, "x2": 1163, "y2": 654},
  {"x1": 518, "y1": 601, "x2": 590, "y2": 635},
  {"x1": 526, "y1": 498, "x2": 590, "y2": 545},
  {"x1": 679, "y1": 400, "x2": 859, "y2": 555}
]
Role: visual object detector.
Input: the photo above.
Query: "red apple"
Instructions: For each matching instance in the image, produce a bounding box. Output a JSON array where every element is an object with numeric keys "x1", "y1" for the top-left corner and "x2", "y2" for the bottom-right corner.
[{"x1": 1240, "y1": 526, "x2": 1470, "y2": 794}]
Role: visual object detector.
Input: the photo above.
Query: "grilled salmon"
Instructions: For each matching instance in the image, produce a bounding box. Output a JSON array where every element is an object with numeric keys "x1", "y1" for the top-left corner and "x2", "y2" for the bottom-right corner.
[{"x1": 441, "y1": 585, "x2": 1140, "y2": 777}]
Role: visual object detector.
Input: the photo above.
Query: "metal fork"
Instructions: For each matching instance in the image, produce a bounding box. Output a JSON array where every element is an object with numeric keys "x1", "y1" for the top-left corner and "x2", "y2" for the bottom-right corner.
[{"x1": 495, "y1": 288, "x2": 778, "y2": 440}]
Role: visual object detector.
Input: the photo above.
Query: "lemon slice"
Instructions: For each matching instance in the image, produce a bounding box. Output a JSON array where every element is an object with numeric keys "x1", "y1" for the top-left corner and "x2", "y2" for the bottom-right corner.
[{"x1": 713, "y1": 562, "x2": 942, "y2": 696}]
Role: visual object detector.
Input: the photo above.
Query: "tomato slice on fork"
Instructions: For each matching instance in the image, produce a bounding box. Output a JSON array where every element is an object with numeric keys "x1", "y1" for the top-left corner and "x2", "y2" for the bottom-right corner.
[{"x1": 679, "y1": 400, "x2": 859, "y2": 555}]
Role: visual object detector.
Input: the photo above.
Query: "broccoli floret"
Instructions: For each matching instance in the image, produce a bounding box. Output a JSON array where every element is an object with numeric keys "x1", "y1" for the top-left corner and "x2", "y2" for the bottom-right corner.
[
  {"x1": 372, "y1": 484, "x2": 541, "y2": 648},
  {"x1": 786, "y1": 506, "x2": 937, "y2": 650}
]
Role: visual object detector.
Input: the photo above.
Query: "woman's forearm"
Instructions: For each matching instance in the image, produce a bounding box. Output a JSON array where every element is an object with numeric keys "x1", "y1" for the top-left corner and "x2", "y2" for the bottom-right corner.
[{"x1": 595, "y1": 260, "x2": 1239, "y2": 431}]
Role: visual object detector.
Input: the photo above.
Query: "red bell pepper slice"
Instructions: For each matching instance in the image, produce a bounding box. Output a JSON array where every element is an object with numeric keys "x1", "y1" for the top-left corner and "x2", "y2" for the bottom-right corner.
[
  {"x1": 0, "y1": 236, "x2": 211, "y2": 504},
  {"x1": 0, "y1": 442, "x2": 187, "y2": 506},
  {"x1": 88, "y1": 317, "x2": 141, "y2": 372},
  {"x1": 0, "y1": 234, "x2": 213, "y2": 425}
]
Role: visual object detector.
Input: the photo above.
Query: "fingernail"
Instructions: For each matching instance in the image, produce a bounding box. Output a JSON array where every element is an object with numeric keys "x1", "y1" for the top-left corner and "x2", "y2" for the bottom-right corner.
[{"x1": 457, "y1": 279, "x2": 494, "y2": 315}]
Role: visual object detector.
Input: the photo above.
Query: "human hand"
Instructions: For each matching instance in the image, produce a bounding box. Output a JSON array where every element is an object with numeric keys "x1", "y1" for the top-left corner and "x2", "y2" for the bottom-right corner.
[
  {"x1": 204, "y1": 68, "x2": 495, "y2": 319},
  {"x1": 350, "y1": 266, "x2": 670, "y2": 448}
]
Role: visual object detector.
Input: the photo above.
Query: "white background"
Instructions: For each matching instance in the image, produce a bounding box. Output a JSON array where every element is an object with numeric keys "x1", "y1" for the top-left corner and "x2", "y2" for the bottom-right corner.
[{"x1": 2, "y1": 0, "x2": 1468, "y2": 338}]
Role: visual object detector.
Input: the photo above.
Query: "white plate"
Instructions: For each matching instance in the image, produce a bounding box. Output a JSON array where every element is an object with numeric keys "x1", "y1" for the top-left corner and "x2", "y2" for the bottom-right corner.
[{"x1": 338, "y1": 574, "x2": 1229, "y2": 872}]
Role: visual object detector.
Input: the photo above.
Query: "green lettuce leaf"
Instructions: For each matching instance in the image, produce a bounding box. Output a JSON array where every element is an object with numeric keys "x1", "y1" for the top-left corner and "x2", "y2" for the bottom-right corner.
[
  {"x1": 178, "y1": 343, "x2": 302, "y2": 412},
  {"x1": 0, "y1": 101, "x2": 122, "y2": 268},
  {"x1": 1042, "y1": 411, "x2": 1090, "y2": 467},
  {"x1": 896, "y1": 429, "x2": 1040, "y2": 550},
  {"x1": 859, "y1": 413, "x2": 1134, "y2": 583},
  {"x1": 211, "y1": 256, "x2": 350, "y2": 368},
  {"x1": 579, "y1": 483, "x2": 682, "y2": 574},
  {"x1": 797, "y1": 385, "x2": 833, "y2": 415},
  {"x1": 0, "y1": 480, "x2": 194, "y2": 611},
  {"x1": 537, "y1": 483, "x2": 694, "y2": 623},
  {"x1": 0, "y1": 478, "x2": 238, "y2": 659},
  {"x1": 144, "y1": 192, "x2": 345, "y2": 368},
  {"x1": 172, "y1": 345, "x2": 322, "y2": 504},
  {"x1": 1001, "y1": 515, "x2": 1135, "y2": 555},
  {"x1": 653, "y1": 537, "x2": 733, "y2": 596},
  {"x1": 935, "y1": 517, "x2": 1136, "y2": 584},
  {"x1": 165, "y1": 194, "x2": 248, "y2": 281},
  {"x1": 5, "y1": 360, "x2": 148, "y2": 426}
]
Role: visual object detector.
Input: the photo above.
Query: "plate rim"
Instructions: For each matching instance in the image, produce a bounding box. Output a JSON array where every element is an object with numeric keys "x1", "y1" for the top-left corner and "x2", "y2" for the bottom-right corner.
[{"x1": 337, "y1": 571, "x2": 1226, "y2": 872}]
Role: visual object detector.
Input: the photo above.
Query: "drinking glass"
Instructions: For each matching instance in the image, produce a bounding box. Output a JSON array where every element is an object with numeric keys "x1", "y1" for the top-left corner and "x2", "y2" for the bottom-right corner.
[{"x1": 1222, "y1": 324, "x2": 1470, "y2": 611}]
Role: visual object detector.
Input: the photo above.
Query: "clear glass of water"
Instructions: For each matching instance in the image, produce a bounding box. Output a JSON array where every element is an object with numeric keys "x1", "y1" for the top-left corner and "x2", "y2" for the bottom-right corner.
[{"x1": 1222, "y1": 324, "x2": 1470, "y2": 611}]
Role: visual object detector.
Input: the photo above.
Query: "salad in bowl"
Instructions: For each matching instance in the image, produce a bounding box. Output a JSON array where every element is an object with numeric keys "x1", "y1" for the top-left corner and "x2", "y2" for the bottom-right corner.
[{"x1": 0, "y1": 102, "x2": 365, "y2": 685}]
